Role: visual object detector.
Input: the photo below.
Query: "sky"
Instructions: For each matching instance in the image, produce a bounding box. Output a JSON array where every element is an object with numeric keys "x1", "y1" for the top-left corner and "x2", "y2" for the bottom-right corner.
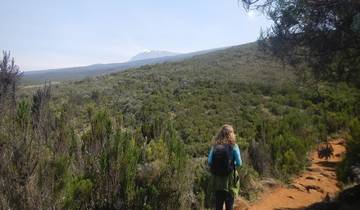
[{"x1": 1, "y1": 0, "x2": 271, "y2": 71}]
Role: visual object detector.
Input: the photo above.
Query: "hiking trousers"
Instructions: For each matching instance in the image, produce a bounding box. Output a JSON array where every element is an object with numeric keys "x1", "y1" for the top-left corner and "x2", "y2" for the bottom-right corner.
[{"x1": 215, "y1": 190, "x2": 234, "y2": 210}]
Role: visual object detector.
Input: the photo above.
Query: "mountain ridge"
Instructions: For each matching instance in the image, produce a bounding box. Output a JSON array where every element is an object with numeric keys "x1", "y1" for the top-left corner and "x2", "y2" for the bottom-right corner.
[{"x1": 22, "y1": 46, "x2": 229, "y2": 84}]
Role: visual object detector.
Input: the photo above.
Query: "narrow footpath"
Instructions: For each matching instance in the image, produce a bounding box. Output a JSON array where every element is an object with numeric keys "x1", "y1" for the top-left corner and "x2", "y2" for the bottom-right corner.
[{"x1": 235, "y1": 139, "x2": 346, "y2": 210}]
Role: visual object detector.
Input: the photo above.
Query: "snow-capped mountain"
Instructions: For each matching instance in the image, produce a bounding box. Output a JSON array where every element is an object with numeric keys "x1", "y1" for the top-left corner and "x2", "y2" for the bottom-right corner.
[{"x1": 129, "y1": 50, "x2": 180, "y2": 61}]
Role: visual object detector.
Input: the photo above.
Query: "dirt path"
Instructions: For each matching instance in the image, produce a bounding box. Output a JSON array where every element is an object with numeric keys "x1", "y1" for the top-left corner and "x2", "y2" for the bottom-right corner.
[{"x1": 237, "y1": 139, "x2": 346, "y2": 210}]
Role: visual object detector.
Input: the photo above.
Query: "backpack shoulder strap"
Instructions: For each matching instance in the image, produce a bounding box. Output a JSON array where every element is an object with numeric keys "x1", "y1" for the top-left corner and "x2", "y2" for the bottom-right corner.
[
  {"x1": 228, "y1": 144, "x2": 237, "y2": 182},
  {"x1": 226, "y1": 144, "x2": 234, "y2": 160}
]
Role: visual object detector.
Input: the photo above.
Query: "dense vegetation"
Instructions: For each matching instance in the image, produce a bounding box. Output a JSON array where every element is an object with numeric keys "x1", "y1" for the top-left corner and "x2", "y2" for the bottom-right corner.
[
  {"x1": 242, "y1": 0, "x2": 360, "y2": 194},
  {"x1": 241, "y1": 0, "x2": 360, "y2": 87},
  {"x1": 2, "y1": 41, "x2": 360, "y2": 209},
  {"x1": 2, "y1": 1, "x2": 358, "y2": 209}
]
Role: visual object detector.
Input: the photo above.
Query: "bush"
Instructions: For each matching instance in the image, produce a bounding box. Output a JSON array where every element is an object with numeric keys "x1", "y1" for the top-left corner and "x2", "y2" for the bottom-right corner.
[
  {"x1": 63, "y1": 178, "x2": 93, "y2": 210},
  {"x1": 249, "y1": 139, "x2": 272, "y2": 176},
  {"x1": 237, "y1": 165, "x2": 261, "y2": 201},
  {"x1": 338, "y1": 118, "x2": 360, "y2": 183},
  {"x1": 271, "y1": 134, "x2": 307, "y2": 181},
  {"x1": 326, "y1": 111, "x2": 349, "y2": 134}
]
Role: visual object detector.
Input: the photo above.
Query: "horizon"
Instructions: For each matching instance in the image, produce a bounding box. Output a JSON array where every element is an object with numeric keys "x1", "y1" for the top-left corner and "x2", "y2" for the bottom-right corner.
[
  {"x1": 23, "y1": 43, "x2": 246, "y2": 73},
  {"x1": 2, "y1": 0, "x2": 271, "y2": 71}
]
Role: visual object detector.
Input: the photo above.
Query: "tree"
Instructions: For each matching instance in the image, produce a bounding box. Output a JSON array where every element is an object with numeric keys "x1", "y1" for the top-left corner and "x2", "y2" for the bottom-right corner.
[
  {"x1": 0, "y1": 51, "x2": 22, "y2": 131},
  {"x1": 0, "y1": 51, "x2": 22, "y2": 104},
  {"x1": 240, "y1": 0, "x2": 360, "y2": 87}
]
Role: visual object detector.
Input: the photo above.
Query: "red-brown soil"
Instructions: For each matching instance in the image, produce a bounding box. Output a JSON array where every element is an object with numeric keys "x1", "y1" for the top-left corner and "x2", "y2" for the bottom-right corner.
[{"x1": 236, "y1": 139, "x2": 346, "y2": 210}]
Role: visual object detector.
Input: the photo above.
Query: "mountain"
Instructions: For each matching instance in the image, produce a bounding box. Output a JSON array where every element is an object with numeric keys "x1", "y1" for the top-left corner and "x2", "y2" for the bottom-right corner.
[
  {"x1": 22, "y1": 47, "x2": 226, "y2": 84},
  {"x1": 129, "y1": 50, "x2": 180, "y2": 61}
]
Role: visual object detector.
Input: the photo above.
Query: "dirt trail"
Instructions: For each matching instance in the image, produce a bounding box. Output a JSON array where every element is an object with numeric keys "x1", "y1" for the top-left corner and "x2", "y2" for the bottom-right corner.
[{"x1": 237, "y1": 139, "x2": 346, "y2": 210}]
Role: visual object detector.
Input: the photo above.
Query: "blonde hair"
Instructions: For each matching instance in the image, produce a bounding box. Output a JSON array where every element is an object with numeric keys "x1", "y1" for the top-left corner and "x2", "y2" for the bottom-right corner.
[{"x1": 214, "y1": 124, "x2": 236, "y2": 145}]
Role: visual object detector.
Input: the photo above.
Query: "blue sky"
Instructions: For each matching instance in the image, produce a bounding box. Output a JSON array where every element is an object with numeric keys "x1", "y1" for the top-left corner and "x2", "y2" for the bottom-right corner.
[{"x1": 2, "y1": 0, "x2": 271, "y2": 71}]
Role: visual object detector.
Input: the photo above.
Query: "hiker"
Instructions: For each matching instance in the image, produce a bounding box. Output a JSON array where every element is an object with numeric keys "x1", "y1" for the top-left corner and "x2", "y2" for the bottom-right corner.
[{"x1": 208, "y1": 124, "x2": 242, "y2": 210}]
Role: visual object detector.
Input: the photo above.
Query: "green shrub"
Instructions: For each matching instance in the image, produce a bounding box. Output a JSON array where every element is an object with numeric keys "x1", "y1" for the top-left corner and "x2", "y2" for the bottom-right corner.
[
  {"x1": 326, "y1": 111, "x2": 349, "y2": 134},
  {"x1": 271, "y1": 134, "x2": 307, "y2": 181},
  {"x1": 63, "y1": 178, "x2": 93, "y2": 210},
  {"x1": 338, "y1": 118, "x2": 360, "y2": 182},
  {"x1": 237, "y1": 165, "x2": 261, "y2": 201}
]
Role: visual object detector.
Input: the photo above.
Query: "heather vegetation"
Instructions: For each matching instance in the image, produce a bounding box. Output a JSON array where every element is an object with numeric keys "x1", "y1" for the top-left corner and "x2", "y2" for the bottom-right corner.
[
  {"x1": 241, "y1": 0, "x2": 360, "y2": 190},
  {"x1": 1, "y1": 37, "x2": 360, "y2": 209},
  {"x1": 1, "y1": 1, "x2": 359, "y2": 209}
]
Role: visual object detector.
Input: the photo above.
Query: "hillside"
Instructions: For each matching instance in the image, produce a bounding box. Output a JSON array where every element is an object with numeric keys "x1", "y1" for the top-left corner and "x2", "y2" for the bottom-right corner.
[
  {"x1": 22, "y1": 46, "x2": 224, "y2": 84},
  {"x1": 41, "y1": 42, "x2": 296, "y2": 146},
  {"x1": 7, "y1": 41, "x2": 360, "y2": 210}
]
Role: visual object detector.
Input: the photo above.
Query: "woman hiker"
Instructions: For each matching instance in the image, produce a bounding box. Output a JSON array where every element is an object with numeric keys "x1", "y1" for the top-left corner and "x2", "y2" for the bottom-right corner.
[{"x1": 208, "y1": 124, "x2": 242, "y2": 210}]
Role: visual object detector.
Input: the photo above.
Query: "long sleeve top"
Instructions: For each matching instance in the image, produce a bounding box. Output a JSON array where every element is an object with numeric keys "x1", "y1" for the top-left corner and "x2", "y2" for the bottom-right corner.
[
  {"x1": 207, "y1": 143, "x2": 242, "y2": 197},
  {"x1": 208, "y1": 143, "x2": 242, "y2": 167}
]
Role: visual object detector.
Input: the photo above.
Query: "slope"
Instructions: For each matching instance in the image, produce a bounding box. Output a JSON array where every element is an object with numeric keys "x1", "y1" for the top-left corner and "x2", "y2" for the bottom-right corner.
[
  {"x1": 22, "y1": 46, "x2": 226, "y2": 84},
  {"x1": 14, "y1": 41, "x2": 360, "y2": 210}
]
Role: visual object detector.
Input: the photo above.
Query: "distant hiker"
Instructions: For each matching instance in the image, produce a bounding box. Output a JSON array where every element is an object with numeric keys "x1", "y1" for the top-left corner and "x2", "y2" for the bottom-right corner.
[{"x1": 208, "y1": 124, "x2": 242, "y2": 210}]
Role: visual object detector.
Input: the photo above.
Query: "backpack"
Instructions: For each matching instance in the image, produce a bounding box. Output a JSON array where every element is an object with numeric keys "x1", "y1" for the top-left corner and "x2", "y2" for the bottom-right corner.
[{"x1": 210, "y1": 144, "x2": 234, "y2": 176}]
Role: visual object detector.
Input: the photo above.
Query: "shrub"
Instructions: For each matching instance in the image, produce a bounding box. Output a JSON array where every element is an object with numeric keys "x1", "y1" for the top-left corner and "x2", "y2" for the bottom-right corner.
[
  {"x1": 63, "y1": 178, "x2": 93, "y2": 210},
  {"x1": 271, "y1": 134, "x2": 307, "y2": 181},
  {"x1": 326, "y1": 111, "x2": 349, "y2": 134},
  {"x1": 237, "y1": 165, "x2": 261, "y2": 201},
  {"x1": 338, "y1": 118, "x2": 360, "y2": 183},
  {"x1": 249, "y1": 139, "x2": 272, "y2": 176}
]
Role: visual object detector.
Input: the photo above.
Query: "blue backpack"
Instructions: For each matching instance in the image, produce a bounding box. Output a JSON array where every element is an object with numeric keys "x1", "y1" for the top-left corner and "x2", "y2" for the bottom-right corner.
[{"x1": 210, "y1": 144, "x2": 234, "y2": 176}]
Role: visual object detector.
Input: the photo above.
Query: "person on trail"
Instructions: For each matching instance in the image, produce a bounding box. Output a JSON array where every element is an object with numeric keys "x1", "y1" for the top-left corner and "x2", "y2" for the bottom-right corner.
[{"x1": 208, "y1": 124, "x2": 242, "y2": 210}]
